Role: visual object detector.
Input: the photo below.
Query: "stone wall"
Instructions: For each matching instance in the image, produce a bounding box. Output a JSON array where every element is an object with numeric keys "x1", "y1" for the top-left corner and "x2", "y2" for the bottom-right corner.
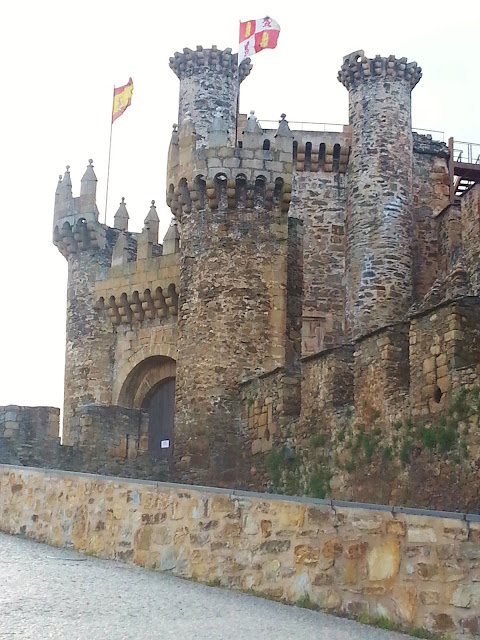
[
  {"x1": 63, "y1": 243, "x2": 117, "y2": 445},
  {"x1": 412, "y1": 135, "x2": 450, "y2": 300},
  {"x1": 289, "y1": 172, "x2": 346, "y2": 355},
  {"x1": 410, "y1": 301, "x2": 480, "y2": 418},
  {"x1": 0, "y1": 406, "x2": 169, "y2": 482},
  {"x1": 240, "y1": 368, "x2": 300, "y2": 487},
  {"x1": 1, "y1": 465, "x2": 480, "y2": 638},
  {"x1": 340, "y1": 54, "x2": 420, "y2": 339},
  {"x1": 461, "y1": 185, "x2": 480, "y2": 293},
  {"x1": 0, "y1": 406, "x2": 60, "y2": 467}
]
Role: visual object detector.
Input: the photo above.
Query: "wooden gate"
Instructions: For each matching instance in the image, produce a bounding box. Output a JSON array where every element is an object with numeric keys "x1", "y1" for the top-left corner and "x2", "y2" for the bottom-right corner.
[{"x1": 142, "y1": 377, "x2": 175, "y2": 457}]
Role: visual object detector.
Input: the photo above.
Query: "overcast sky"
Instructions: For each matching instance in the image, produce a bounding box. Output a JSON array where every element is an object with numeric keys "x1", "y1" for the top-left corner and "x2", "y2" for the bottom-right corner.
[{"x1": 0, "y1": 0, "x2": 479, "y2": 411}]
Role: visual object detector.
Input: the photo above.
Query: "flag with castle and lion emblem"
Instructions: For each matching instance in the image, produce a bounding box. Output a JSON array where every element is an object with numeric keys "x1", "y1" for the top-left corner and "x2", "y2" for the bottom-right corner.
[{"x1": 238, "y1": 16, "x2": 280, "y2": 63}]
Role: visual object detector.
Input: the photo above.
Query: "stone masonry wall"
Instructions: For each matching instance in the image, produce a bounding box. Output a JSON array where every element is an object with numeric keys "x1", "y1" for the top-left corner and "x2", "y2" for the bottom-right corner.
[
  {"x1": 0, "y1": 406, "x2": 60, "y2": 467},
  {"x1": 410, "y1": 301, "x2": 480, "y2": 418},
  {"x1": 412, "y1": 136, "x2": 450, "y2": 300},
  {"x1": 0, "y1": 406, "x2": 169, "y2": 482},
  {"x1": 300, "y1": 347, "x2": 354, "y2": 441},
  {"x1": 340, "y1": 55, "x2": 420, "y2": 338},
  {"x1": 240, "y1": 368, "x2": 300, "y2": 487},
  {"x1": 1, "y1": 465, "x2": 480, "y2": 638},
  {"x1": 437, "y1": 204, "x2": 463, "y2": 281},
  {"x1": 63, "y1": 246, "x2": 117, "y2": 445},
  {"x1": 289, "y1": 172, "x2": 346, "y2": 355},
  {"x1": 461, "y1": 185, "x2": 480, "y2": 293},
  {"x1": 169, "y1": 47, "x2": 252, "y2": 147},
  {"x1": 353, "y1": 327, "x2": 410, "y2": 427}
]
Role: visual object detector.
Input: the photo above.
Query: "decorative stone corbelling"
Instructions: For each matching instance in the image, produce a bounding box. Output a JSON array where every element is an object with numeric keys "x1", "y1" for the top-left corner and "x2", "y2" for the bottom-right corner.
[{"x1": 338, "y1": 50, "x2": 422, "y2": 89}]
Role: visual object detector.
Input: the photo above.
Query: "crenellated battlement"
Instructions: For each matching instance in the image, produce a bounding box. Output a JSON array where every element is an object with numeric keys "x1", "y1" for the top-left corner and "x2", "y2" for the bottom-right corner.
[
  {"x1": 169, "y1": 45, "x2": 252, "y2": 83},
  {"x1": 53, "y1": 218, "x2": 107, "y2": 258},
  {"x1": 167, "y1": 112, "x2": 293, "y2": 216},
  {"x1": 338, "y1": 50, "x2": 422, "y2": 90}
]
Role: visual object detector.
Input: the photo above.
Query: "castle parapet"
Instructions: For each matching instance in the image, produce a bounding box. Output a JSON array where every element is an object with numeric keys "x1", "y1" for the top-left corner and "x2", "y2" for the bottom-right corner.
[
  {"x1": 338, "y1": 51, "x2": 422, "y2": 89},
  {"x1": 169, "y1": 45, "x2": 252, "y2": 82},
  {"x1": 167, "y1": 112, "x2": 293, "y2": 217},
  {"x1": 169, "y1": 45, "x2": 252, "y2": 147}
]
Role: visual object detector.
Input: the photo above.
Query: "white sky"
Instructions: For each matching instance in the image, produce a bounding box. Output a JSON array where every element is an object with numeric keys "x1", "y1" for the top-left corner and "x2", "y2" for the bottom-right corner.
[{"x1": 0, "y1": 0, "x2": 479, "y2": 410}]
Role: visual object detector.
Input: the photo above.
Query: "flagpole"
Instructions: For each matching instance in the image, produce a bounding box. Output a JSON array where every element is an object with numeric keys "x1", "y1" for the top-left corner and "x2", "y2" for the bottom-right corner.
[
  {"x1": 104, "y1": 85, "x2": 115, "y2": 225},
  {"x1": 236, "y1": 20, "x2": 241, "y2": 148}
]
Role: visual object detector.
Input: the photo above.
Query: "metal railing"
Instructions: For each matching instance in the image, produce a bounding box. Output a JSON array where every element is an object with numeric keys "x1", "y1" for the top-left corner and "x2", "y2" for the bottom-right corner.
[
  {"x1": 258, "y1": 119, "x2": 345, "y2": 132},
  {"x1": 412, "y1": 127, "x2": 445, "y2": 141},
  {"x1": 256, "y1": 119, "x2": 446, "y2": 140},
  {"x1": 452, "y1": 140, "x2": 480, "y2": 164}
]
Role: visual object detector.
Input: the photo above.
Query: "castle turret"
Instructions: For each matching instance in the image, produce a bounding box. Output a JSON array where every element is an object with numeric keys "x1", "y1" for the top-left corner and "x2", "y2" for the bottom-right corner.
[
  {"x1": 79, "y1": 159, "x2": 99, "y2": 221},
  {"x1": 113, "y1": 197, "x2": 129, "y2": 231},
  {"x1": 143, "y1": 200, "x2": 160, "y2": 243},
  {"x1": 52, "y1": 161, "x2": 115, "y2": 444},
  {"x1": 169, "y1": 46, "x2": 252, "y2": 146},
  {"x1": 338, "y1": 51, "x2": 422, "y2": 338},
  {"x1": 168, "y1": 48, "x2": 293, "y2": 484}
]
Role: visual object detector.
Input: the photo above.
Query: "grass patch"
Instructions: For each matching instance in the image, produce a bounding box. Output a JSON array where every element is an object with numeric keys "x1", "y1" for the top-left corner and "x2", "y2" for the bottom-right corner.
[{"x1": 310, "y1": 433, "x2": 326, "y2": 448}]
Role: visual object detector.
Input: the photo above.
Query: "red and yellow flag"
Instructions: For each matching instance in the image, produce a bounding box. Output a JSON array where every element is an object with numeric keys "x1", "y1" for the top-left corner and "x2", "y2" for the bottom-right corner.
[
  {"x1": 238, "y1": 17, "x2": 280, "y2": 64},
  {"x1": 112, "y1": 78, "x2": 134, "y2": 123}
]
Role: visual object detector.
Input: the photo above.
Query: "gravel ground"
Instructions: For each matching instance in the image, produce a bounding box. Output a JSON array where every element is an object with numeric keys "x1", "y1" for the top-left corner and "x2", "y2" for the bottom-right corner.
[{"x1": 0, "y1": 532, "x2": 411, "y2": 640}]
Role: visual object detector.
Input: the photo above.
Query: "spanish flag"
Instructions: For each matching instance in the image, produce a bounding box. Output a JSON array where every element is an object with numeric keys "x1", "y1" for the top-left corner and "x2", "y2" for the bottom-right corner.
[
  {"x1": 239, "y1": 17, "x2": 280, "y2": 64},
  {"x1": 112, "y1": 78, "x2": 134, "y2": 123}
]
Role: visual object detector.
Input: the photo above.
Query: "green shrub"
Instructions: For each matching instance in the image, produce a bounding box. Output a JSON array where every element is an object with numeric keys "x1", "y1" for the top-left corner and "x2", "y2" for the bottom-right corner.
[
  {"x1": 420, "y1": 426, "x2": 437, "y2": 449},
  {"x1": 382, "y1": 446, "x2": 393, "y2": 461},
  {"x1": 437, "y1": 426, "x2": 456, "y2": 453},
  {"x1": 310, "y1": 433, "x2": 326, "y2": 448},
  {"x1": 362, "y1": 434, "x2": 375, "y2": 463},
  {"x1": 400, "y1": 438, "x2": 412, "y2": 466},
  {"x1": 345, "y1": 457, "x2": 356, "y2": 473},
  {"x1": 308, "y1": 466, "x2": 331, "y2": 499},
  {"x1": 265, "y1": 447, "x2": 285, "y2": 486}
]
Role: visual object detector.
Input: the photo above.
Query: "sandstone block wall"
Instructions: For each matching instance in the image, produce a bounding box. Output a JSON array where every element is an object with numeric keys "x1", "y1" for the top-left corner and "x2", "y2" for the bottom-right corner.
[
  {"x1": 1, "y1": 465, "x2": 479, "y2": 638},
  {"x1": 410, "y1": 301, "x2": 480, "y2": 417}
]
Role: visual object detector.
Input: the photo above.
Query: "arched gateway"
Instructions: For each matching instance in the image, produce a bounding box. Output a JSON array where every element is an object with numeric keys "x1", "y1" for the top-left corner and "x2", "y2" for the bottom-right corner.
[{"x1": 117, "y1": 355, "x2": 176, "y2": 458}]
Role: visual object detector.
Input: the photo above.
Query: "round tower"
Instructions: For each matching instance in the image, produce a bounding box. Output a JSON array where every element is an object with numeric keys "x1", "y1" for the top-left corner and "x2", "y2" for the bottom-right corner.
[
  {"x1": 53, "y1": 163, "x2": 115, "y2": 444},
  {"x1": 167, "y1": 74, "x2": 293, "y2": 485},
  {"x1": 338, "y1": 51, "x2": 422, "y2": 338},
  {"x1": 169, "y1": 45, "x2": 252, "y2": 146}
]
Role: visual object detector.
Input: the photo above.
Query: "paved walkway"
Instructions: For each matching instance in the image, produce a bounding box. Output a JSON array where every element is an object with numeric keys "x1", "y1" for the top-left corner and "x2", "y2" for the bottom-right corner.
[{"x1": 0, "y1": 533, "x2": 410, "y2": 639}]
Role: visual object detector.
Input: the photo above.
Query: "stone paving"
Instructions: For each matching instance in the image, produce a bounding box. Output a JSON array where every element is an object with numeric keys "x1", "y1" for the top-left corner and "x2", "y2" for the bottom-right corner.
[{"x1": 0, "y1": 533, "x2": 411, "y2": 640}]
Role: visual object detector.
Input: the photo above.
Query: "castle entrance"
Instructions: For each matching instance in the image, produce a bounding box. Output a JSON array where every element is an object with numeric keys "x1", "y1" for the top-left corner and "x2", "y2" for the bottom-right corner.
[
  {"x1": 116, "y1": 354, "x2": 176, "y2": 457},
  {"x1": 141, "y1": 378, "x2": 175, "y2": 457}
]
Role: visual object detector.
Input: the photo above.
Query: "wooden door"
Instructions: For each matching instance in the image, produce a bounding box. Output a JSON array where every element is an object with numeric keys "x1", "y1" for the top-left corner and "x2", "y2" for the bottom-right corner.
[{"x1": 143, "y1": 378, "x2": 175, "y2": 457}]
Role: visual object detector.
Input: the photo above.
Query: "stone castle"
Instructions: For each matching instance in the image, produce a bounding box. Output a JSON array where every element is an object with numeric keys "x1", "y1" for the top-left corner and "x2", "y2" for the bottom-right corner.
[{"x1": 2, "y1": 46, "x2": 480, "y2": 511}]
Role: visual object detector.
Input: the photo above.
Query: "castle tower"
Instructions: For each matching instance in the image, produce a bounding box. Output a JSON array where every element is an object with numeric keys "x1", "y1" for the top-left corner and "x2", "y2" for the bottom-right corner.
[
  {"x1": 338, "y1": 52, "x2": 422, "y2": 338},
  {"x1": 167, "y1": 50, "x2": 293, "y2": 485},
  {"x1": 169, "y1": 46, "x2": 252, "y2": 146},
  {"x1": 53, "y1": 162, "x2": 115, "y2": 444}
]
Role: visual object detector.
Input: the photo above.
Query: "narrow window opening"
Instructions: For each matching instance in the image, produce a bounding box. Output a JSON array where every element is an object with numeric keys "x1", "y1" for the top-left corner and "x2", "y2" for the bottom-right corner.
[
  {"x1": 293, "y1": 140, "x2": 298, "y2": 163},
  {"x1": 319, "y1": 143, "x2": 326, "y2": 170},
  {"x1": 333, "y1": 143, "x2": 341, "y2": 172},
  {"x1": 305, "y1": 142, "x2": 312, "y2": 171}
]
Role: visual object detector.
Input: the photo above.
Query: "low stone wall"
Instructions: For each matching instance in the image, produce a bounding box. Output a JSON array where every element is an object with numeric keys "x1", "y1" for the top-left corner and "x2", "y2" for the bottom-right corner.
[
  {"x1": 1, "y1": 465, "x2": 479, "y2": 638},
  {"x1": 0, "y1": 406, "x2": 168, "y2": 482},
  {"x1": 0, "y1": 406, "x2": 60, "y2": 466}
]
